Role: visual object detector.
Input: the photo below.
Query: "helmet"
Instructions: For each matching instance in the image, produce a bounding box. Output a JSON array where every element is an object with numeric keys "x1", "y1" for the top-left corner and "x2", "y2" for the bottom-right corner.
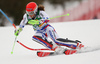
[{"x1": 26, "y1": 2, "x2": 38, "y2": 15}]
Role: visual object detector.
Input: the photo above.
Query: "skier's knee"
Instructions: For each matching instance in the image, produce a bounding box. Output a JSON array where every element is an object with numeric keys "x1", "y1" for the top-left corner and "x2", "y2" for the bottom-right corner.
[{"x1": 32, "y1": 36, "x2": 53, "y2": 49}]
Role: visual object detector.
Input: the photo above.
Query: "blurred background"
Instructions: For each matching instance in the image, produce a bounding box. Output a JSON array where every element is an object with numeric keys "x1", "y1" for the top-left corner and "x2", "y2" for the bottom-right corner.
[{"x1": 0, "y1": 0, "x2": 100, "y2": 26}]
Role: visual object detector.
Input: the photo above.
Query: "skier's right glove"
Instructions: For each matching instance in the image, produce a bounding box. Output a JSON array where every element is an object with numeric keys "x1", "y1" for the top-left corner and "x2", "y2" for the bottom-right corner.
[{"x1": 14, "y1": 28, "x2": 22, "y2": 36}]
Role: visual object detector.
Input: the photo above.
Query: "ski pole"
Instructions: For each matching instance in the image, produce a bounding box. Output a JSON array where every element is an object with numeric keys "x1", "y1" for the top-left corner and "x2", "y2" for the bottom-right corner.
[
  {"x1": 28, "y1": 13, "x2": 70, "y2": 25},
  {"x1": 49, "y1": 13, "x2": 70, "y2": 20},
  {"x1": 0, "y1": 9, "x2": 17, "y2": 54},
  {"x1": 11, "y1": 36, "x2": 17, "y2": 54}
]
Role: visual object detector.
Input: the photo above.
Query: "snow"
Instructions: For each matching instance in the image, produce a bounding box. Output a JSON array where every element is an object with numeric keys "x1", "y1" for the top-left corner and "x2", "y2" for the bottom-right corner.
[{"x1": 0, "y1": 19, "x2": 100, "y2": 64}]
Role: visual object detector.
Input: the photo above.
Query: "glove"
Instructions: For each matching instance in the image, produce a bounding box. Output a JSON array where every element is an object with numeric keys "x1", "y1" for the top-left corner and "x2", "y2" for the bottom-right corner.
[
  {"x1": 28, "y1": 20, "x2": 40, "y2": 25},
  {"x1": 14, "y1": 28, "x2": 22, "y2": 36}
]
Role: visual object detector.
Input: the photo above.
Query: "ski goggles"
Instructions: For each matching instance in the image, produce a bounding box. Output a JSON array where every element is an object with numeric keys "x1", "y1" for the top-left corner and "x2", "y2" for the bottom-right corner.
[{"x1": 26, "y1": 7, "x2": 38, "y2": 15}]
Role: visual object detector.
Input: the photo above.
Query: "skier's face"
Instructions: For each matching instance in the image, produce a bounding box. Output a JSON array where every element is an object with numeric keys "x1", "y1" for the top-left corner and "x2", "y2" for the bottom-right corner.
[
  {"x1": 26, "y1": 10, "x2": 36, "y2": 18},
  {"x1": 29, "y1": 14, "x2": 35, "y2": 18}
]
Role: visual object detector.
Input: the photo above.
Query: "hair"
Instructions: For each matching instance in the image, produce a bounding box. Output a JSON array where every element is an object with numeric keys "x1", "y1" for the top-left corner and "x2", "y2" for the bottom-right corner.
[{"x1": 38, "y1": 4, "x2": 45, "y2": 11}]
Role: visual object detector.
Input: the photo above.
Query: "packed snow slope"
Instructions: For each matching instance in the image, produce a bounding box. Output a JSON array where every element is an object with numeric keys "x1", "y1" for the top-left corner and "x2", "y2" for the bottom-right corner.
[{"x1": 0, "y1": 19, "x2": 100, "y2": 64}]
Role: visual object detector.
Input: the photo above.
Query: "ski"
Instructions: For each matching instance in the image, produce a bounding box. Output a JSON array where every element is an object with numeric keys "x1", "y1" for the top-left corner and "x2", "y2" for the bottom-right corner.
[
  {"x1": 37, "y1": 46, "x2": 100, "y2": 57},
  {"x1": 17, "y1": 40, "x2": 54, "y2": 51},
  {"x1": 37, "y1": 49, "x2": 77, "y2": 57},
  {"x1": 37, "y1": 43, "x2": 84, "y2": 57},
  {"x1": 17, "y1": 40, "x2": 100, "y2": 57},
  {"x1": 37, "y1": 51, "x2": 55, "y2": 57}
]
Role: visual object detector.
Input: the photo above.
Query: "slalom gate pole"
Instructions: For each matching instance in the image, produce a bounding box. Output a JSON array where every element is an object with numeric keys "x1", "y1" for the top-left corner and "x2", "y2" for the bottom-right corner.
[
  {"x1": 0, "y1": 9, "x2": 16, "y2": 29},
  {"x1": 0, "y1": 9, "x2": 17, "y2": 54}
]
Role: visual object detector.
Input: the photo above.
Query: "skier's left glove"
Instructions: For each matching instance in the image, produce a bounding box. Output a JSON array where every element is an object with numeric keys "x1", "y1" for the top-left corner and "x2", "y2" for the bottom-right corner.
[
  {"x1": 14, "y1": 28, "x2": 22, "y2": 36},
  {"x1": 28, "y1": 20, "x2": 40, "y2": 25}
]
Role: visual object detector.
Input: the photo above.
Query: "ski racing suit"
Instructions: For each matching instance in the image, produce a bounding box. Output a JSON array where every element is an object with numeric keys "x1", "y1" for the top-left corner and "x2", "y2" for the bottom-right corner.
[{"x1": 19, "y1": 10, "x2": 79, "y2": 53}]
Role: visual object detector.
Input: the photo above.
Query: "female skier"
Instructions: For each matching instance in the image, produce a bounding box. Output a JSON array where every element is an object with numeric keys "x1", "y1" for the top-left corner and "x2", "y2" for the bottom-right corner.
[{"x1": 15, "y1": 2, "x2": 84, "y2": 56}]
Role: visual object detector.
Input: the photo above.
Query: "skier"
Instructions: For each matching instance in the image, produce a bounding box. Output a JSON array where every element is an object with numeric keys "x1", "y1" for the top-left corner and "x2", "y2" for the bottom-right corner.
[{"x1": 14, "y1": 2, "x2": 84, "y2": 56}]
